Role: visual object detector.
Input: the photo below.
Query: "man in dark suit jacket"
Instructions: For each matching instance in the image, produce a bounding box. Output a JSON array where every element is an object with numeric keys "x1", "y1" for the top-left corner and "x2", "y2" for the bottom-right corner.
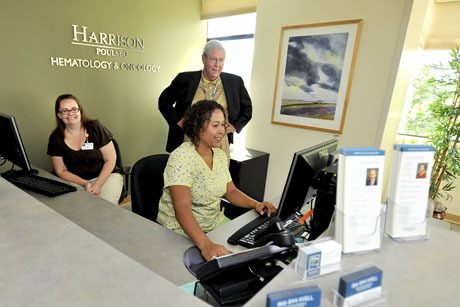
[{"x1": 158, "y1": 40, "x2": 252, "y2": 153}]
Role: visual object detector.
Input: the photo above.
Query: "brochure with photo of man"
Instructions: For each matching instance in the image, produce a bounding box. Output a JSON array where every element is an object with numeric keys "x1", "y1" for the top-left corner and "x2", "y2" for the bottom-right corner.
[
  {"x1": 335, "y1": 148, "x2": 385, "y2": 253},
  {"x1": 384, "y1": 144, "x2": 435, "y2": 239}
]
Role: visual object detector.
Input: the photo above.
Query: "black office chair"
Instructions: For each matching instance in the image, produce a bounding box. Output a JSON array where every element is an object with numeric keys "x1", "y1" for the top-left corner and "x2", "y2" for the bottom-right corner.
[
  {"x1": 130, "y1": 154, "x2": 169, "y2": 222},
  {"x1": 112, "y1": 138, "x2": 131, "y2": 204}
]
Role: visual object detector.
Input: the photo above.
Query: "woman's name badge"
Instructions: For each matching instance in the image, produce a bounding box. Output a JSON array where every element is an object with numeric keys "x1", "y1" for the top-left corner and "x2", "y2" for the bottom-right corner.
[{"x1": 81, "y1": 142, "x2": 94, "y2": 150}]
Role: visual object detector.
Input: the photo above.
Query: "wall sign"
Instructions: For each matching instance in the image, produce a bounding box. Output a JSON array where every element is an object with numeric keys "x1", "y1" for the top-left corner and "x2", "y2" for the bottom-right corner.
[{"x1": 50, "y1": 24, "x2": 160, "y2": 73}]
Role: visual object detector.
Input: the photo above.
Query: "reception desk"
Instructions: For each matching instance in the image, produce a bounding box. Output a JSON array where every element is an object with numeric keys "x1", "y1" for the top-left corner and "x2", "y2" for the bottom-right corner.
[
  {"x1": 17, "y1": 169, "x2": 196, "y2": 286},
  {"x1": 3, "y1": 169, "x2": 460, "y2": 306},
  {"x1": 0, "y1": 177, "x2": 206, "y2": 306},
  {"x1": 210, "y1": 210, "x2": 460, "y2": 306}
]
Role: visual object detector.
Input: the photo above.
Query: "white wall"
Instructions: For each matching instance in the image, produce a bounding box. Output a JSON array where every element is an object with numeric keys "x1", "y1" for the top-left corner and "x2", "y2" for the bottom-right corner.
[{"x1": 247, "y1": 0, "x2": 417, "y2": 201}]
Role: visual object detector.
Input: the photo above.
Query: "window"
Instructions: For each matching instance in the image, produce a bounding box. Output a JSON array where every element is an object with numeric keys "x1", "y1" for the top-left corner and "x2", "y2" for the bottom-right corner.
[
  {"x1": 397, "y1": 50, "x2": 451, "y2": 144},
  {"x1": 207, "y1": 13, "x2": 256, "y2": 147}
]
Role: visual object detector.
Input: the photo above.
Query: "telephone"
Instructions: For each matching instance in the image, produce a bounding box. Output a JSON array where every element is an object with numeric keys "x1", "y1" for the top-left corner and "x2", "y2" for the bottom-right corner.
[
  {"x1": 193, "y1": 245, "x2": 292, "y2": 305},
  {"x1": 195, "y1": 245, "x2": 290, "y2": 281},
  {"x1": 187, "y1": 218, "x2": 296, "y2": 305},
  {"x1": 183, "y1": 220, "x2": 295, "y2": 282}
]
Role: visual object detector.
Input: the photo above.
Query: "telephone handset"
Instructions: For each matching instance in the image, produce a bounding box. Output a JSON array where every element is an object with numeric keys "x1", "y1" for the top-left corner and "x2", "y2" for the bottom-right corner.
[
  {"x1": 189, "y1": 218, "x2": 295, "y2": 283},
  {"x1": 195, "y1": 245, "x2": 290, "y2": 281},
  {"x1": 253, "y1": 217, "x2": 295, "y2": 248}
]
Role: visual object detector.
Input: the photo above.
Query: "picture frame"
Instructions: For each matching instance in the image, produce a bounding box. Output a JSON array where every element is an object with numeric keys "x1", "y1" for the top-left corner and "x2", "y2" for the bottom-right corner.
[{"x1": 271, "y1": 19, "x2": 363, "y2": 134}]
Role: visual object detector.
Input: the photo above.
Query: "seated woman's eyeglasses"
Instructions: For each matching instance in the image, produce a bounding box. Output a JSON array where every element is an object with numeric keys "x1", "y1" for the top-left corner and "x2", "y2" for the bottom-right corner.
[{"x1": 59, "y1": 107, "x2": 80, "y2": 114}]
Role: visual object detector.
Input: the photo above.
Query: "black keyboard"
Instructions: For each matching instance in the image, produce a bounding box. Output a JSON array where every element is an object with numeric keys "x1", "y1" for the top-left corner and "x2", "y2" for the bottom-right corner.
[
  {"x1": 236, "y1": 217, "x2": 273, "y2": 248},
  {"x1": 227, "y1": 212, "x2": 302, "y2": 248},
  {"x1": 5, "y1": 174, "x2": 77, "y2": 197},
  {"x1": 227, "y1": 215, "x2": 271, "y2": 247}
]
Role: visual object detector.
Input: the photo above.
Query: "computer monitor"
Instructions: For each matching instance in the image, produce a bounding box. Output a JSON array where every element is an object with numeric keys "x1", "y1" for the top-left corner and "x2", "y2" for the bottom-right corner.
[
  {"x1": 277, "y1": 139, "x2": 338, "y2": 221},
  {"x1": 0, "y1": 113, "x2": 34, "y2": 174}
]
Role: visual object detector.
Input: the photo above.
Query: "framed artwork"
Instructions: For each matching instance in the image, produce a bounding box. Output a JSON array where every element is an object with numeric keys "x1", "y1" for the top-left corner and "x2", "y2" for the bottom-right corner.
[{"x1": 271, "y1": 19, "x2": 363, "y2": 133}]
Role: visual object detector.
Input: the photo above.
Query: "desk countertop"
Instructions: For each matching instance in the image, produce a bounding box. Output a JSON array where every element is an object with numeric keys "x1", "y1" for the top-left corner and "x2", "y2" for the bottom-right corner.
[
  {"x1": 249, "y1": 219, "x2": 460, "y2": 306},
  {"x1": 4, "y1": 167, "x2": 460, "y2": 306},
  {"x1": 13, "y1": 169, "x2": 196, "y2": 286},
  {"x1": 208, "y1": 209, "x2": 460, "y2": 306},
  {"x1": 0, "y1": 177, "x2": 207, "y2": 306}
]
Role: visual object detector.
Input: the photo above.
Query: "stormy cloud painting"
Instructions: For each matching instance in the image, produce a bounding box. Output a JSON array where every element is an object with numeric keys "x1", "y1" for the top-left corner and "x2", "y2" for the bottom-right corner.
[
  {"x1": 272, "y1": 20, "x2": 362, "y2": 133},
  {"x1": 282, "y1": 33, "x2": 347, "y2": 120}
]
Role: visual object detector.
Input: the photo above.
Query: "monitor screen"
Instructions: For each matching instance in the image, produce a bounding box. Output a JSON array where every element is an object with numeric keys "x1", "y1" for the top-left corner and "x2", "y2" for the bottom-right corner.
[
  {"x1": 277, "y1": 139, "x2": 338, "y2": 220},
  {"x1": 0, "y1": 113, "x2": 33, "y2": 173}
]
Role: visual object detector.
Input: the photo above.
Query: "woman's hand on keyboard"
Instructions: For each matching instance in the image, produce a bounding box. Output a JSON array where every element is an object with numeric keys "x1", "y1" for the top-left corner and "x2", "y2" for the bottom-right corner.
[{"x1": 255, "y1": 201, "x2": 277, "y2": 217}]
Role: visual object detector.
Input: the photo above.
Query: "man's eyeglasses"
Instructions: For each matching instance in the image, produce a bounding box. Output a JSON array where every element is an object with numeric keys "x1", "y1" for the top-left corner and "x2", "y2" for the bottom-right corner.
[
  {"x1": 59, "y1": 107, "x2": 80, "y2": 114},
  {"x1": 206, "y1": 56, "x2": 225, "y2": 64}
]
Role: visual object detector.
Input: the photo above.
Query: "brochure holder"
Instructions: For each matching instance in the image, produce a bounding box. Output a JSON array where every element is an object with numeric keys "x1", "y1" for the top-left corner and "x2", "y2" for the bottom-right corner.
[
  {"x1": 330, "y1": 264, "x2": 388, "y2": 307},
  {"x1": 384, "y1": 144, "x2": 434, "y2": 242},
  {"x1": 384, "y1": 198, "x2": 430, "y2": 242},
  {"x1": 335, "y1": 206, "x2": 383, "y2": 255},
  {"x1": 334, "y1": 147, "x2": 385, "y2": 255}
]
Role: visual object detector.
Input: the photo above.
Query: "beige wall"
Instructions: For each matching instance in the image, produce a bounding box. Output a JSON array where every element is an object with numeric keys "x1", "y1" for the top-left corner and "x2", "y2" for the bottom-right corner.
[
  {"x1": 423, "y1": 0, "x2": 460, "y2": 49},
  {"x1": 448, "y1": 178, "x2": 460, "y2": 215},
  {"x1": 201, "y1": 0, "x2": 256, "y2": 18},
  {"x1": 0, "y1": 0, "x2": 206, "y2": 170},
  {"x1": 247, "y1": 0, "x2": 420, "y2": 201}
]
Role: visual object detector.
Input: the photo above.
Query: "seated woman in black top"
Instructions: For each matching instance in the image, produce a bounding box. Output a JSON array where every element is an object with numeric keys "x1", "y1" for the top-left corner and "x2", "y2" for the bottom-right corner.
[{"x1": 47, "y1": 94, "x2": 123, "y2": 204}]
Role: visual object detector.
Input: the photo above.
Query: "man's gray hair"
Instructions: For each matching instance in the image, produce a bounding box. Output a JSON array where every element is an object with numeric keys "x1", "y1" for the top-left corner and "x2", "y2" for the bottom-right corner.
[{"x1": 203, "y1": 40, "x2": 225, "y2": 57}]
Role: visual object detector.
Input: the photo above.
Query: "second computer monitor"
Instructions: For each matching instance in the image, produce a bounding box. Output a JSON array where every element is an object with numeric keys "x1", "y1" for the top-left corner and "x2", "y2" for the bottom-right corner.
[
  {"x1": 277, "y1": 139, "x2": 338, "y2": 220},
  {"x1": 0, "y1": 113, "x2": 33, "y2": 173}
]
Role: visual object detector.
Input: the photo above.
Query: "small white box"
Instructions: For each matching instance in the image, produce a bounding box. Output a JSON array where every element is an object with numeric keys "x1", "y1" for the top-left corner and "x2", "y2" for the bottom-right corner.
[{"x1": 295, "y1": 240, "x2": 342, "y2": 279}]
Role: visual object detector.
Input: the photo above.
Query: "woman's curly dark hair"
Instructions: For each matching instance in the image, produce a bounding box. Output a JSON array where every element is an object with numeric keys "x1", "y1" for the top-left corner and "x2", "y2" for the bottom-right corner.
[{"x1": 184, "y1": 100, "x2": 226, "y2": 146}]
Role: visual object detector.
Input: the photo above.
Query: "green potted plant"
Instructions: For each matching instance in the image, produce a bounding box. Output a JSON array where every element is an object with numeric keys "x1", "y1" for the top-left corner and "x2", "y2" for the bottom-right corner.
[{"x1": 404, "y1": 47, "x2": 460, "y2": 218}]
